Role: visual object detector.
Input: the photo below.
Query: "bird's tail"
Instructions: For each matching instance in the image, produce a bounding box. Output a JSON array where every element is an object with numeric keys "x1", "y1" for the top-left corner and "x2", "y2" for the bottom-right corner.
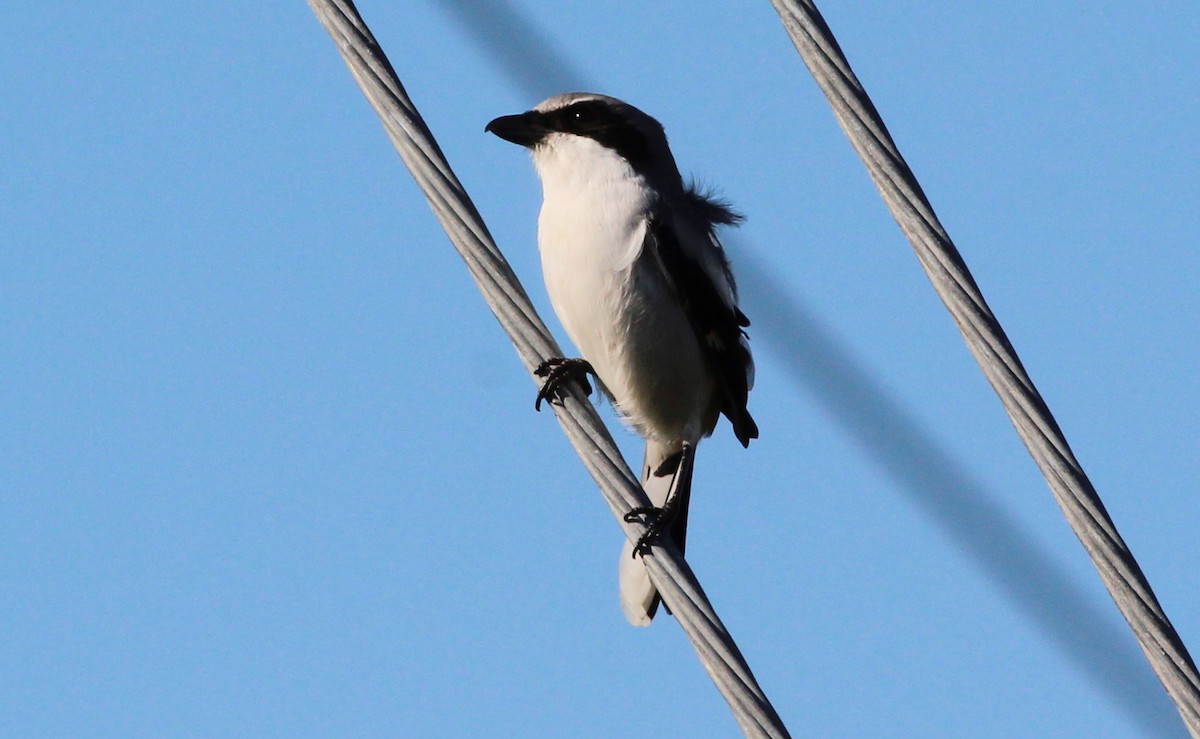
[{"x1": 619, "y1": 438, "x2": 695, "y2": 626}]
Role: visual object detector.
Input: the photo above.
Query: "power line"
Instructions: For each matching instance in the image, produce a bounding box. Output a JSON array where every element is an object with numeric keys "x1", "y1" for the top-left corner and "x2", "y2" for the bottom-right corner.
[
  {"x1": 306, "y1": 1, "x2": 791, "y2": 736},
  {"x1": 429, "y1": 0, "x2": 1175, "y2": 733},
  {"x1": 767, "y1": 0, "x2": 1200, "y2": 733}
]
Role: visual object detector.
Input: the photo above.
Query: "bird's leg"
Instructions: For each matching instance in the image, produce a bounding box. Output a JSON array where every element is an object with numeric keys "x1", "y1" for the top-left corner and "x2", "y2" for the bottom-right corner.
[
  {"x1": 623, "y1": 449, "x2": 686, "y2": 521},
  {"x1": 533, "y1": 357, "x2": 596, "y2": 411},
  {"x1": 624, "y1": 442, "x2": 694, "y2": 558}
]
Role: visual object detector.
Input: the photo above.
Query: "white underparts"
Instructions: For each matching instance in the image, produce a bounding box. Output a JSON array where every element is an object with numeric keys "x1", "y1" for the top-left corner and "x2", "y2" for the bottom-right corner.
[{"x1": 533, "y1": 134, "x2": 716, "y2": 443}]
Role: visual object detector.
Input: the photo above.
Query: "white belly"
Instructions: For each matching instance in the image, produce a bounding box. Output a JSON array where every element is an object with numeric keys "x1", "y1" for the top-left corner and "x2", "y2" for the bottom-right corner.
[{"x1": 535, "y1": 153, "x2": 715, "y2": 442}]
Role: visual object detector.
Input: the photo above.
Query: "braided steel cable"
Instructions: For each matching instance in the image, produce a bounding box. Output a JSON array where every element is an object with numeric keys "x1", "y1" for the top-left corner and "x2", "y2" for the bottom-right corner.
[
  {"x1": 417, "y1": 2, "x2": 1176, "y2": 732},
  {"x1": 767, "y1": 1, "x2": 1200, "y2": 733},
  {"x1": 307, "y1": 1, "x2": 791, "y2": 736}
]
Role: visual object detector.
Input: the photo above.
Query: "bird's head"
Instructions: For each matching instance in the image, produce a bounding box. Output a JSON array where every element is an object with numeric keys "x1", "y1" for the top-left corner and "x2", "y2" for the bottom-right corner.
[{"x1": 486, "y1": 93, "x2": 682, "y2": 188}]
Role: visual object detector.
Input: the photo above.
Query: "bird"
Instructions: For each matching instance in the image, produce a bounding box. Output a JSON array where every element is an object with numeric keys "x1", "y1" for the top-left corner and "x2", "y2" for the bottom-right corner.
[{"x1": 486, "y1": 93, "x2": 757, "y2": 626}]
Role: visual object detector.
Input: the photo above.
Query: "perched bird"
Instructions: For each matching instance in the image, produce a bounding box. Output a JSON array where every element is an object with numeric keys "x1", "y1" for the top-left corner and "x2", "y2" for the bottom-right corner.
[{"x1": 486, "y1": 93, "x2": 757, "y2": 626}]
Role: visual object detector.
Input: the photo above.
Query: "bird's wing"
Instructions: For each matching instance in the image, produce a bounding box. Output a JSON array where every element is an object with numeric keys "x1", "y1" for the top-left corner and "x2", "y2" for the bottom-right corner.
[{"x1": 644, "y1": 207, "x2": 758, "y2": 446}]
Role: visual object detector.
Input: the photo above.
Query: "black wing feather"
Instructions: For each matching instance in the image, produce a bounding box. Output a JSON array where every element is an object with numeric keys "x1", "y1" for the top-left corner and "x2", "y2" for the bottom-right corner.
[{"x1": 646, "y1": 209, "x2": 758, "y2": 447}]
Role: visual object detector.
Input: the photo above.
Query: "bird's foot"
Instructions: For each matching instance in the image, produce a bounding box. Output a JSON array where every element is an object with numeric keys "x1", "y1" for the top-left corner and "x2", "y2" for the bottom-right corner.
[
  {"x1": 623, "y1": 443, "x2": 693, "y2": 558},
  {"x1": 623, "y1": 505, "x2": 675, "y2": 558},
  {"x1": 534, "y1": 357, "x2": 595, "y2": 411}
]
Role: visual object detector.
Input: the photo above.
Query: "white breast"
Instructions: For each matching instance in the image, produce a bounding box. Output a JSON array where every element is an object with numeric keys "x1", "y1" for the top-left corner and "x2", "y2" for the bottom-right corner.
[{"x1": 532, "y1": 135, "x2": 716, "y2": 442}]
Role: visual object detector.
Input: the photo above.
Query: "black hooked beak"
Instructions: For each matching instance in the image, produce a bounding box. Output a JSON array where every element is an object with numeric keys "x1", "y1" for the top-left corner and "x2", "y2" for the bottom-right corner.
[{"x1": 485, "y1": 111, "x2": 549, "y2": 148}]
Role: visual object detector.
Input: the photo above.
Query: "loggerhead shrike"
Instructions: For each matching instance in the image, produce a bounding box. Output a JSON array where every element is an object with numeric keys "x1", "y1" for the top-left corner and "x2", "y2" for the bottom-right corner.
[{"x1": 486, "y1": 93, "x2": 757, "y2": 626}]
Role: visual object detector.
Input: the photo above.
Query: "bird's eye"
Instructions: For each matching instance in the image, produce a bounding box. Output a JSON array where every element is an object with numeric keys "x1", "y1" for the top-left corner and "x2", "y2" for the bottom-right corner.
[{"x1": 568, "y1": 103, "x2": 601, "y2": 126}]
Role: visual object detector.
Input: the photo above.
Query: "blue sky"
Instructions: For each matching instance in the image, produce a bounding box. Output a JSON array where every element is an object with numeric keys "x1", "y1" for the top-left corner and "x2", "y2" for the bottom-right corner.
[{"x1": 3, "y1": 2, "x2": 1198, "y2": 737}]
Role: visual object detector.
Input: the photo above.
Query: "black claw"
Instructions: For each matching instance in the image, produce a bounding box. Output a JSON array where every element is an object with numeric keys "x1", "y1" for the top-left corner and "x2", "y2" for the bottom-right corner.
[
  {"x1": 533, "y1": 357, "x2": 595, "y2": 411},
  {"x1": 625, "y1": 506, "x2": 672, "y2": 558},
  {"x1": 633, "y1": 523, "x2": 664, "y2": 558},
  {"x1": 623, "y1": 506, "x2": 658, "y2": 523},
  {"x1": 532, "y1": 358, "x2": 560, "y2": 378},
  {"x1": 626, "y1": 442, "x2": 694, "y2": 559}
]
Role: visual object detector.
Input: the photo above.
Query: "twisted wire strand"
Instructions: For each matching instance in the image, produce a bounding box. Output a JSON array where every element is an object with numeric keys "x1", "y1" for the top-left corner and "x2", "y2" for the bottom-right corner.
[
  {"x1": 767, "y1": 1, "x2": 1200, "y2": 733},
  {"x1": 414, "y1": 2, "x2": 1176, "y2": 731},
  {"x1": 307, "y1": 1, "x2": 791, "y2": 736}
]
